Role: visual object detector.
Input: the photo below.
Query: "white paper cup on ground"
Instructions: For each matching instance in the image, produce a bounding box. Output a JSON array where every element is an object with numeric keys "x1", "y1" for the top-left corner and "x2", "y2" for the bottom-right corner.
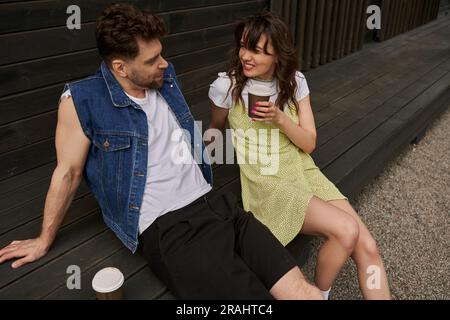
[{"x1": 92, "y1": 267, "x2": 124, "y2": 300}]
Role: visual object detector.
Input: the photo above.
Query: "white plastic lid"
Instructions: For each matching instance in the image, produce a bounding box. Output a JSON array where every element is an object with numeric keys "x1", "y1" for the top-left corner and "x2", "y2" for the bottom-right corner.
[
  {"x1": 92, "y1": 267, "x2": 124, "y2": 293},
  {"x1": 248, "y1": 84, "x2": 273, "y2": 96}
]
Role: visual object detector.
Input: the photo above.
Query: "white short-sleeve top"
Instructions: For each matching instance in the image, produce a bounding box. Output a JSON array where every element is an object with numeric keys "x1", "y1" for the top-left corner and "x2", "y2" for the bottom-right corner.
[{"x1": 208, "y1": 71, "x2": 310, "y2": 111}]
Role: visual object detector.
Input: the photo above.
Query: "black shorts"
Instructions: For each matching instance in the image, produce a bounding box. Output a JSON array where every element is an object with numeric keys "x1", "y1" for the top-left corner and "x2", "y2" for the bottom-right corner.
[{"x1": 139, "y1": 190, "x2": 298, "y2": 299}]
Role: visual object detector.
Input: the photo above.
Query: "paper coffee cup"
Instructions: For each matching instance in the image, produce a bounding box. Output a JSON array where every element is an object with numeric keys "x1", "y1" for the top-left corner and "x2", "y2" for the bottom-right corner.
[
  {"x1": 92, "y1": 267, "x2": 124, "y2": 300},
  {"x1": 248, "y1": 84, "x2": 273, "y2": 118}
]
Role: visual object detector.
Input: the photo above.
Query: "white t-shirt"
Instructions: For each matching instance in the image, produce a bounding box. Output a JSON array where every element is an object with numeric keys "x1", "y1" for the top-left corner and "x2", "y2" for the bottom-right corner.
[
  {"x1": 61, "y1": 89, "x2": 212, "y2": 234},
  {"x1": 208, "y1": 71, "x2": 310, "y2": 111}
]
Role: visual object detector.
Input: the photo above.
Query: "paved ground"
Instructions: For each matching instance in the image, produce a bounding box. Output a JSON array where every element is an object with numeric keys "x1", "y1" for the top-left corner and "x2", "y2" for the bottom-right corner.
[{"x1": 302, "y1": 108, "x2": 450, "y2": 300}]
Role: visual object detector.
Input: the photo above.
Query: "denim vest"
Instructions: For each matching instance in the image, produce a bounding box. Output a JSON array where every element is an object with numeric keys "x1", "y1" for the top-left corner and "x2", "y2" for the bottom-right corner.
[{"x1": 64, "y1": 61, "x2": 213, "y2": 253}]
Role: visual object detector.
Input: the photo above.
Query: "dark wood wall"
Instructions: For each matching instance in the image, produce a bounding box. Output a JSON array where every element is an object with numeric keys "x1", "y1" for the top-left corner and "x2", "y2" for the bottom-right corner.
[
  {"x1": 0, "y1": 0, "x2": 442, "y2": 187},
  {"x1": 377, "y1": 0, "x2": 441, "y2": 41},
  {"x1": 0, "y1": 0, "x2": 269, "y2": 183},
  {"x1": 271, "y1": 0, "x2": 441, "y2": 71}
]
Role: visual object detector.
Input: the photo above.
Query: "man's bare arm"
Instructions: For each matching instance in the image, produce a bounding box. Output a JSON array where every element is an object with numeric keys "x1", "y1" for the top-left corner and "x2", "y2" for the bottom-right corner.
[{"x1": 0, "y1": 96, "x2": 91, "y2": 268}]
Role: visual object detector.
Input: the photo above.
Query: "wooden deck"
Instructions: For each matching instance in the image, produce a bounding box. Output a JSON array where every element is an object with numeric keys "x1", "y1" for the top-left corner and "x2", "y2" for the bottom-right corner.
[{"x1": 0, "y1": 15, "x2": 449, "y2": 300}]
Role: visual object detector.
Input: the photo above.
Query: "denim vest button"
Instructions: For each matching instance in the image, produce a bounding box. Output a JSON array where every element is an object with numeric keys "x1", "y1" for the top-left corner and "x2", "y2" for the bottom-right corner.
[{"x1": 103, "y1": 139, "x2": 110, "y2": 150}]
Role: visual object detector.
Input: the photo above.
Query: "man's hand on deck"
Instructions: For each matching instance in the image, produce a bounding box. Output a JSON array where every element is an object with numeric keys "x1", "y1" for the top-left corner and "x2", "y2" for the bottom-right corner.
[{"x1": 0, "y1": 238, "x2": 49, "y2": 268}]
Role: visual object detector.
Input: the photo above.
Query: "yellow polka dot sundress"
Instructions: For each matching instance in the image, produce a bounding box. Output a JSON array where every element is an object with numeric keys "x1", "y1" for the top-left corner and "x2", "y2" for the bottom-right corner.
[{"x1": 228, "y1": 102, "x2": 347, "y2": 246}]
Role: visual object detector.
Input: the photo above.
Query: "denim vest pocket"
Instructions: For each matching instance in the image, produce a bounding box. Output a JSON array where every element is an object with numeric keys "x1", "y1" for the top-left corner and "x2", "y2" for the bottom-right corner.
[
  {"x1": 92, "y1": 133, "x2": 132, "y2": 223},
  {"x1": 92, "y1": 134, "x2": 131, "y2": 152}
]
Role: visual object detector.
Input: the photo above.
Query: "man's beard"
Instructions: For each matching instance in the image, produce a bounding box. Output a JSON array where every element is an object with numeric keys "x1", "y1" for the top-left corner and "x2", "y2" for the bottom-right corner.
[{"x1": 129, "y1": 70, "x2": 164, "y2": 89}]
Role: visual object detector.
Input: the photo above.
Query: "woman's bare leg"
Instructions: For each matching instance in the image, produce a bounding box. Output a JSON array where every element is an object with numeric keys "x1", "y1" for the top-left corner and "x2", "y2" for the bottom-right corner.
[
  {"x1": 300, "y1": 196, "x2": 360, "y2": 291},
  {"x1": 328, "y1": 199, "x2": 391, "y2": 300}
]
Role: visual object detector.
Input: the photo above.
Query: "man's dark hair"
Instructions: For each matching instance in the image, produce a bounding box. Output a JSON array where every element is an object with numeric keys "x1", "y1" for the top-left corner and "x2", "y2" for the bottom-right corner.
[{"x1": 95, "y1": 3, "x2": 166, "y2": 65}]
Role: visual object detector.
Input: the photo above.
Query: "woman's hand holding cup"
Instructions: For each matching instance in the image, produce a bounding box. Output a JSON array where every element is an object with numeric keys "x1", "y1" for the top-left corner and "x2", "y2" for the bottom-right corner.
[{"x1": 251, "y1": 101, "x2": 285, "y2": 126}]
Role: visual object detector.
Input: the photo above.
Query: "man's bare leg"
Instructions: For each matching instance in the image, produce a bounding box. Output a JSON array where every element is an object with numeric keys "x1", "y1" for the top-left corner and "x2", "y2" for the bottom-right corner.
[{"x1": 270, "y1": 266, "x2": 323, "y2": 300}]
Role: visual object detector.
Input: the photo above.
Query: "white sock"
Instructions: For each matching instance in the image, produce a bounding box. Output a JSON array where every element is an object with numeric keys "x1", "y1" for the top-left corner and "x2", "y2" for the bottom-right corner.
[{"x1": 320, "y1": 288, "x2": 331, "y2": 300}]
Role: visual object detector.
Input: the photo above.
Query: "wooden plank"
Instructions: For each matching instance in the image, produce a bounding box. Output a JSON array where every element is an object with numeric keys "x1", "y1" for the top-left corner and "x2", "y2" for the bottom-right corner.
[
  {"x1": 184, "y1": 86, "x2": 212, "y2": 118},
  {"x1": 325, "y1": 115, "x2": 403, "y2": 199},
  {"x1": 303, "y1": 0, "x2": 317, "y2": 70},
  {"x1": 0, "y1": 210, "x2": 106, "y2": 289},
  {"x1": 0, "y1": 50, "x2": 101, "y2": 98},
  {"x1": 344, "y1": 0, "x2": 357, "y2": 55},
  {"x1": 409, "y1": 15, "x2": 450, "y2": 40},
  {"x1": 0, "y1": 80, "x2": 212, "y2": 128},
  {"x1": 0, "y1": 190, "x2": 96, "y2": 237},
  {"x1": 379, "y1": 0, "x2": 391, "y2": 40},
  {"x1": 0, "y1": 157, "x2": 238, "y2": 238},
  {"x1": 409, "y1": 0, "x2": 418, "y2": 31},
  {"x1": 313, "y1": 34, "x2": 449, "y2": 115},
  {"x1": 315, "y1": 59, "x2": 449, "y2": 149},
  {"x1": 0, "y1": 23, "x2": 96, "y2": 67},
  {"x1": 0, "y1": 138, "x2": 55, "y2": 181},
  {"x1": 313, "y1": 28, "x2": 450, "y2": 113},
  {"x1": 0, "y1": 112, "x2": 57, "y2": 154},
  {"x1": 398, "y1": 0, "x2": 407, "y2": 34},
  {"x1": 327, "y1": 0, "x2": 340, "y2": 63},
  {"x1": 0, "y1": 84, "x2": 63, "y2": 126},
  {"x1": 316, "y1": 39, "x2": 445, "y2": 130},
  {"x1": 177, "y1": 62, "x2": 227, "y2": 93},
  {"x1": 0, "y1": 0, "x2": 258, "y2": 34},
  {"x1": 283, "y1": 0, "x2": 292, "y2": 27},
  {"x1": 339, "y1": 0, "x2": 351, "y2": 58},
  {"x1": 308, "y1": 18, "x2": 450, "y2": 111},
  {"x1": 325, "y1": 79, "x2": 450, "y2": 199},
  {"x1": 319, "y1": 0, "x2": 334, "y2": 65},
  {"x1": 0, "y1": 60, "x2": 223, "y2": 157},
  {"x1": 0, "y1": 162, "x2": 56, "y2": 197},
  {"x1": 2, "y1": 159, "x2": 269, "y2": 300},
  {"x1": 393, "y1": 72, "x2": 450, "y2": 123},
  {"x1": 158, "y1": 291, "x2": 176, "y2": 300},
  {"x1": 314, "y1": 65, "x2": 449, "y2": 170},
  {"x1": 333, "y1": 0, "x2": 346, "y2": 58},
  {"x1": 43, "y1": 247, "x2": 149, "y2": 299},
  {"x1": 0, "y1": 176, "x2": 89, "y2": 220},
  {"x1": 165, "y1": 1, "x2": 269, "y2": 35},
  {"x1": 393, "y1": 0, "x2": 403, "y2": 38},
  {"x1": 351, "y1": 0, "x2": 363, "y2": 52},
  {"x1": 311, "y1": 0, "x2": 325, "y2": 68},
  {"x1": 357, "y1": 0, "x2": 369, "y2": 49},
  {"x1": 398, "y1": 0, "x2": 408, "y2": 35},
  {"x1": 0, "y1": 230, "x2": 123, "y2": 299},
  {"x1": 171, "y1": 43, "x2": 230, "y2": 75},
  {"x1": 121, "y1": 266, "x2": 167, "y2": 300},
  {"x1": 1, "y1": 22, "x2": 236, "y2": 67},
  {"x1": 288, "y1": 0, "x2": 299, "y2": 42},
  {"x1": 163, "y1": 23, "x2": 236, "y2": 57},
  {"x1": 416, "y1": 0, "x2": 425, "y2": 27},
  {"x1": 0, "y1": 0, "x2": 443, "y2": 130},
  {"x1": 0, "y1": 41, "x2": 230, "y2": 98},
  {"x1": 404, "y1": 0, "x2": 412, "y2": 33},
  {"x1": 295, "y1": 0, "x2": 308, "y2": 69},
  {"x1": 270, "y1": 0, "x2": 284, "y2": 16}
]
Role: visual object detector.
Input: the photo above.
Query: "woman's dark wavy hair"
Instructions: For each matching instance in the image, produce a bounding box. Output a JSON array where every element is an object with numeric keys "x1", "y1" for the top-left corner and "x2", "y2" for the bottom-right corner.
[{"x1": 227, "y1": 11, "x2": 299, "y2": 112}]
